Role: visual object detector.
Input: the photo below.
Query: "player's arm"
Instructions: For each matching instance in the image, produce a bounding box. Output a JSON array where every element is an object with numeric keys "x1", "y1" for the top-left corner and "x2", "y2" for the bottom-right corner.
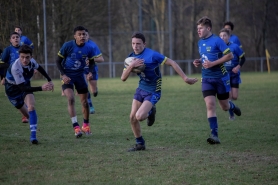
[
  {"x1": 203, "y1": 52, "x2": 233, "y2": 69},
  {"x1": 0, "y1": 61, "x2": 9, "y2": 69},
  {"x1": 165, "y1": 58, "x2": 198, "y2": 85},
  {"x1": 36, "y1": 65, "x2": 52, "y2": 82},
  {"x1": 88, "y1": 58, "x2": 95, "y2": 72},
  {"x1": 17, "y1": 82, "x2": 52, "y2": 92},
  {"x1": 121, "y1": 58, "x2": 144, "y2": 82},
  {"x1": 94, "y1": 55, "x2": 104, "y2": 63},
  {"x1": 56, "y1": 56, "x2": 65, "y2": 75}
]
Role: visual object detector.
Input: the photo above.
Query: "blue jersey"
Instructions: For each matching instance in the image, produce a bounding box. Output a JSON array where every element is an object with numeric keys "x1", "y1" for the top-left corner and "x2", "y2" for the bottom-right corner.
[
  {"x1": 126, "y1": 48, "x2": 167, "y2": 93},
  {"x1": 1, "y1": 45, "x2": 20, "y2": 65},
  {"x1": 229, "y1": 34, "x2": 242, "y2": 48},
  {"x1": 224, "y1": 42, "x2": 245, "y2": 71},
  {"x1": 20, "y1": 35, "x2": 34, "y2": 49},
  {"x1": 58, "y1": 40, "x2": 95, "y2": 76},
  {"x1": 198, "y1": 34, "x2": 230, "y2": 78},
  {"x1": 84, "y1": 40, "x2": 102, "y2": 74}
]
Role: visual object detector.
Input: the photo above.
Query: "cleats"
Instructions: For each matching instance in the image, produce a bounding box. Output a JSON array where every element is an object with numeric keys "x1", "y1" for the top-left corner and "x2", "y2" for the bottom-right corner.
[
  {"x1": 147, "y1": 105, "x2": 156, "y2": 126},
  {"x1": 229, "y1": 116, "x2": 235, "y2": 121},
  {"x1": 207, "y1": 135, "x2": 221, "y2": 144},
  {"x1": 233, "y1": 106, "x2": 241, "y2": 116},
  {"x1": 22, "y1": 116, "x2": 29, "y2": 123},
  {"x1": 89, "y1": 107, "x2": 95, "y2": 114},
  {"x1": 74, "y1": 127, "x2": 83, "y2": 138},
  {"x1": 30, "y1": 138, "x2": 38, "y2": 144},
  {"x1": 128, "y1": 144, "x2": 146, "y2": 152},
  {"x1": 81, "y1": 124, "x2": 92, "y2": 135}
]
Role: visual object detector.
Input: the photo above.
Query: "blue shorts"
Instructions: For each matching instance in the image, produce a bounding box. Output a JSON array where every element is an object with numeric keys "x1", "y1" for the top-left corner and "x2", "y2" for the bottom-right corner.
[
  {"x1": 229, "y1": 71, "x2": 241, "y2": 86},
  {"x1": 133, "y1": 88, "x2": 161, "y2": 105},
  {"x1": 5, "y1": 80, "x2": 31, "y2": 109},
  {"x1": 84, "y1": 65, "x2": 98, "y2": 80},
  {"x1": 202, "y1": 76, "x2": 230, "y2": 94},
  {"x1": 62, "y1": 73, "x2": 88, "y2": 94}
]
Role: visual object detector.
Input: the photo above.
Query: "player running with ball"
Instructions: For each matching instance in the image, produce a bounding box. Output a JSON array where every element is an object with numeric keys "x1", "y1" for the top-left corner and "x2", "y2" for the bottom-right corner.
[{"x1": 121, "y1": 32, "x2": 198, "y2": 152}]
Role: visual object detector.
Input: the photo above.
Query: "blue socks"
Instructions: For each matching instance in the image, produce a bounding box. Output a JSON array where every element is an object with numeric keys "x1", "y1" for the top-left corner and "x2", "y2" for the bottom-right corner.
[
  {"x1": 136, "y1": 136, "x2": 145, "y2": 145},
  {"x1": 208, "y1": 117, "x2": 218, "y2": 137},
  {"x1": 29, "y1": 110, "x2": 38, "y2": 142},
  {"x1": 87, "y1": 93, "x2": 93, "y2": 108}
]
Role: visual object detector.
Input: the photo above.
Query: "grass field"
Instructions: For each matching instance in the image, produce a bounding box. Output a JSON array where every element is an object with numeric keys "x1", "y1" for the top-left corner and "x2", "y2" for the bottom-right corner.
[{"x1": 0, "y1": 72, "x2": 278, "y2": 185}]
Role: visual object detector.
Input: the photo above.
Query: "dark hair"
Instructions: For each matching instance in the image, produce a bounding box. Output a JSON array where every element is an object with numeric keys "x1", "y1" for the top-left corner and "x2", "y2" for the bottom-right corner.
[
  {"x1": 10, "y1": 32, "x2": 20, "y2": 38},
  {"x1": 14, "y1": 26, "x2": 22, "y2": 31},
  {"x1": 73, "y1": 26, "x2": 86, "y2": 34},
  {"x1": 224, "y1": 21, "x2": 234, "y2": 30},
  {"x1": 131, "y1": 32, "x2": 145, "y2": 43},
  {"x1": 197, "y1": 16, "x2": 212, "y2": 28},
  {"x1": 219, "y1": 28, "x2": 231, "y2": 36},
  {"x1": 19, "y1": 45, "x2": 33, "y2": 56}
]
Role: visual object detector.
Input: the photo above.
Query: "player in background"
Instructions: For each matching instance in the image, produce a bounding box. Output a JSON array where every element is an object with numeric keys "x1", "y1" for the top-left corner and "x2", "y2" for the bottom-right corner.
[
  {"x1": 223, "y1": 21, "x2": 242, "y2": 48},
  {"x1": 193, "y1": 16, "x2": 241, "y2": 144},
  {"x1": 1, "y1": 32, "x2": 31, "y2": 123},
  {"x1": 14, "y1": 26, "x2": 34, "y2": 49},
  {"x1": 0, "y1": 45, "x2": 54, "y2": 144},
  {"x1": 121, "y1": 32, "x2": 198, "y2": 152},
  {"x1": 0, "y1": 48, "x2": 3, "y2": 87},
  {"x1": 56, "y1": 26, "x2": 103, "y2": 138},
  {"x1": 219, "y1": 28, "x2": 245, "y2": 120},
  {"x1": 84, "y1": 29, "x2": 104, "y2": 114}
]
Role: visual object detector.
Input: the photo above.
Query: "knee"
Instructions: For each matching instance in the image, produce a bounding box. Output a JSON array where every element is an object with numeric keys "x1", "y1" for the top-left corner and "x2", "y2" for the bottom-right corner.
[
  {"x1": 206, "y1": 102, "x2": 215, "y2": 111},
  {"x1": 135, "y1": 112, "x2": 145, "y2": 122},
  {"x1": 82, "y1": 100, "x2": 88, "y2": 108},
  {"x1": 67, "y1": 96, "x2": 75, "y2": 105},
  {"x1": 129, "y1": 114, "x2": 138, "y2": 123}
]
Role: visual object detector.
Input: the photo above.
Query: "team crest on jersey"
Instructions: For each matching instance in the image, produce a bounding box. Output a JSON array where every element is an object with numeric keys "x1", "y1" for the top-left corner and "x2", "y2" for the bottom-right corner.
[
  {"x1": 71, "y1": 53, "x2": 76, "y2": 60},
  {"x1": 74, "y1": 61, "x2": 81, "y2": 68},
  {"x1": 78, "y1": 51, "x2": 82, "y2": 54},
  {"x1": 206, "y1": 47, "x2": 211, "y2": 52}
]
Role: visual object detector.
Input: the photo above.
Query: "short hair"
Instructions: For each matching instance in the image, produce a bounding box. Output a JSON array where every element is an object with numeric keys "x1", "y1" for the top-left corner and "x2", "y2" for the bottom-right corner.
[
  {"x1": 10, "y1": 32, "x2": 20, "y2": 38},
  {"x1": 197, "y1": 16, "x2": 212, "y2": 28},
  {"x1": 224, "y1": 21, "x2": 234, "y2": 30},
  {"x1": 73, "y1": 26, "x2": 86, "y2": 34},
  {"x1": 14, "y1": 26, "x2": 22, "y2": 31},
  {"x1": 219, "y1": 28, "x2": 231, "y2": 36},
  {"x1": 131, "y1": 32, "x2": 145, "y2": 43},
  {"x1": 19, "y1": 45, "x2": 33, "y2": 56}
]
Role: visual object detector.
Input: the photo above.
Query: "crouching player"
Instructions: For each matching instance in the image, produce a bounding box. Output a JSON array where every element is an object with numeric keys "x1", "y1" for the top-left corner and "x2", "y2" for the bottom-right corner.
[{"x1": 0, "y1": 45, "x2": 54, "y2": 144}]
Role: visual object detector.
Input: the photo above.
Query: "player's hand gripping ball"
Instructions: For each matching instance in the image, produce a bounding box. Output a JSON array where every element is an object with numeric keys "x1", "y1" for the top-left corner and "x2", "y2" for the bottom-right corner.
[{"x1": 124, "y1": 57, "x2": 146, "y2": 73}]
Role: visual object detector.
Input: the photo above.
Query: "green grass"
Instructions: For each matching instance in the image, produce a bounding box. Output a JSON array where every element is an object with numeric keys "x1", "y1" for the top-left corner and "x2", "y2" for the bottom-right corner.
[{"x1": 0, "y1": 72, "x2": 278, "y2": 185}]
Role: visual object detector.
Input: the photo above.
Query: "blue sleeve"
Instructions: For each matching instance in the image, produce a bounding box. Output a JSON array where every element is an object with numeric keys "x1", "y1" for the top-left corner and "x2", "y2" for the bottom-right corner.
[
  {"x1": 1, "y1": 47, "x2": 10, "y2": 63},
  {"x1": 58, "y1": 42, "x2": 69, "y2": 58},
  {"x1": 235, "y1": 45, "x2": 245, "y2": 58},
  {"x1": 153, "y1": 51, "x2": 167, "y2": 65},
  {"x1": 26, "y1": 37, "x2": 34, "y2": 49}
]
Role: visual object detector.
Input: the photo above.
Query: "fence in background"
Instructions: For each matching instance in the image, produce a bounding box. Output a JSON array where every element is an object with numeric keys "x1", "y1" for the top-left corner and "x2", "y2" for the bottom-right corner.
[{"x1": 35, "y1": 56, "x2": 278, "y2": 80}]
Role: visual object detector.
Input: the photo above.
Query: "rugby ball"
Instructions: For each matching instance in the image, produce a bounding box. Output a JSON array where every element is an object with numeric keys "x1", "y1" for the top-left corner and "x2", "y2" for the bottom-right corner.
[{"x1": 124, "y1": 57, "x2": 146, "y2": 73}]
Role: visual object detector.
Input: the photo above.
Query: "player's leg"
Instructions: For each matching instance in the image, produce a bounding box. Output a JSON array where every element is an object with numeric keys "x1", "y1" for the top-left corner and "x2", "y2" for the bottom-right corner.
[
  {"x1": 202, "y1": 78, "x2": 220, "y2": 144},
  {"x1": 128, "y1": 88, "x2": 147, "y2": 151},
  {"x1": 86, "y1": 74, "x2": 96, "y2": 114},
  {"x1": 63, "y1": 83, "x2": 82, "y2": 138},
  {"x1": 24, "y1": 93, "x2": 38, "y2": 144},
  {"x1": 75, "y1": 75, "x2": 91, "y2": 135}
]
